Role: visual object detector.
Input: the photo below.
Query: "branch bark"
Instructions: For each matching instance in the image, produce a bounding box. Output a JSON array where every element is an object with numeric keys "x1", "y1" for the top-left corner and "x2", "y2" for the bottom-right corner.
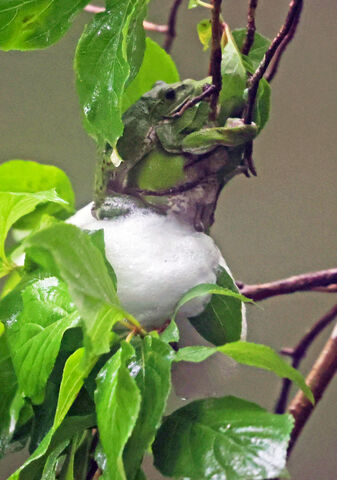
[
  {"x1": 209, "y1": 0, "x2": 223, "y2": 120},
  {"x1": 238, "y1": 268, "x2": 337, "y2": 302},
  {"x1": 164, "y1": 0, "x2": 184, "y2": 52},
  {"x1": 287, "y1": 322, "x2": 337, "y2": 455},
  {"x1": 242, "y1": 0, "x2": 259, "y2": 56},
  {"x1": 275, "y1": 303, "x2": 337, "y2": 414}
]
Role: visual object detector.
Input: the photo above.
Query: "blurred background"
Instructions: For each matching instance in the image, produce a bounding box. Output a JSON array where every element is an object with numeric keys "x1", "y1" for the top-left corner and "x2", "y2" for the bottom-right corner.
[{"x1": 0, "y1": 1, "x2": 336, "y2": 478}]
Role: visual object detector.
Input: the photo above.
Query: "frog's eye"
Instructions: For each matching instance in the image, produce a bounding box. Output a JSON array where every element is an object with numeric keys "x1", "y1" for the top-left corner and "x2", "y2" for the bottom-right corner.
[{"x1": 164, "y1": 88, "x2": 176, "y2": 100}]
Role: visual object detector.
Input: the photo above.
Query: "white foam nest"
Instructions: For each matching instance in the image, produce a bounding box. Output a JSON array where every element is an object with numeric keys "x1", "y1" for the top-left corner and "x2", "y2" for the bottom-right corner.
[{"x1": 68, "y1": 203, "x2": 246, "y2": 333}]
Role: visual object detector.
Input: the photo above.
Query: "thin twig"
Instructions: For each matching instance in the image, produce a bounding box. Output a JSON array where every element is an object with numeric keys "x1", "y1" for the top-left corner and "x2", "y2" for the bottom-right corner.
[
  {"x1": 242, "y1": 0, "x2": 259, "y2": 55},
  {"x1": 84, "y1": 5, "x2": 169, "y2": 33},
  {"x1": 164, "y1": 0, "x2": 184, "y2": 53},
  {"x1": 238, "y1": 268, "x2": 337, "y2": 302},
  {"x1": 92, "y1": 468, "x2": 102, "y2": 480},
  {"x1": 244, "y1": 0, "x2": 303, "y2": 125},
  {"x1": 209, "y1": 0, "x2": 223, "y2": 121},
  {"x1": 275, "y1": 303, "x2": 337, "y2": 414},
  {"x1": 287, "y1": 322, "x2": 337, "y2": 455},
  {"x1": 170, "y1": 84, "x2": 216, "y2": 118},
  {"x1": 266, "y1": 0, "x2": 303, "y2": 82}
]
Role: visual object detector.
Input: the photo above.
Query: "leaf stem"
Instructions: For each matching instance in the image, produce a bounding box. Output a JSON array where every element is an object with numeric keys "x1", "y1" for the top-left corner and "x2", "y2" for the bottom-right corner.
[{"x1": 84, "y1": 5, "x2": 169, "y2": 34}]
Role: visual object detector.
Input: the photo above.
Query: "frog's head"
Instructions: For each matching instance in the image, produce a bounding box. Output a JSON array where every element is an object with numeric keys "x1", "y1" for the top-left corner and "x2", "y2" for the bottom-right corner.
[{"x1": 149, "y1": 78, "x2": 211, "y2": 118}]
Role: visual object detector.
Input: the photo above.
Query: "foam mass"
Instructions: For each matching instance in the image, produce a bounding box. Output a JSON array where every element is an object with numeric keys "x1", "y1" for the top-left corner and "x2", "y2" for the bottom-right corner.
[{"x1": 68, "y1": 203, "x2": 233, "y2": 328}]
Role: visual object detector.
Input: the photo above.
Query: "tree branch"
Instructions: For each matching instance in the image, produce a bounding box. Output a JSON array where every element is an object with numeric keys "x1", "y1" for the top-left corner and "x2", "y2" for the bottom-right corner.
[
  {"x1": 209, "y1": 0, "x2": 223, "y2": 121},
  {"x1": 238, "y1": 268, "x2": 337, "y2": 302},
  {"x1": 84, "y1": 5, "x2": 169, "y2": 34},
  {"x1": 287, "y1": 322, "x2": 337, "y2": 455},
  {"x1": 170, "y1": 84, "x2": 216, "y2": 118},
  {"x1": 275, "y1": 303, "x2": 337, "y2": 414},
  {"x1": 242, "y1": 0, "x2": 259, "y2": 56},
  {"x1": 265, "y1": 0, "x2": 303, "y2": 82},
  {"x1": 164, "y1": 0, "x2": 184, "y2": 53},
  {"x1": 243, "y1": 0, "x2": 303, "y2": 125}
]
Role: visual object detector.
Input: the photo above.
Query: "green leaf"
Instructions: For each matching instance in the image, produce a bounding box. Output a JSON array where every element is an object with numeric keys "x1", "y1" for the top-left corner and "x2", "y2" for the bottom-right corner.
[
  {"x1": 75, "y1": 0, "x2": 148, "y2": 147},
  {"x1": 0, "y1": 0, "x2": 90, "y2": 51},
  {"x1": 218, "y1": 342, "x2": 314, "y2": 403},
  {"x1": 153, "y1": 396, "x2": 294, "y2": 480},
  {"x1": 219, "y1": 25, "x2": 247, "y2": 122},
  {"x1": 123, "y1": 337, "x2": 174, "y2": 478},
  {"x1": 253, "y1": 77, "x2": 271, "y2": 132},
  {"x1": 188, "y1": 266, "x2": 245, "y2": 345},
  {"x1": 123, "y1": 37, "x2": 180, "y2": 112},
  {"x1": 0, "y1": 160, "x2": 75, "y2": 228},
  {"x1": 160, "y1": 319, "x2": 180, "y2": 344},
  {"x1": 197, "y1": 19, "x2": 212, "y2": 51},
  {"x1": 25, "y1": 223, "x2": 123, "y2": 358},
  {"x1": 0, "y1": 191, "x2": 67, "y2": 260},
  {"x1": 5, "y1": 277, "x2": 80, "y2": 400},
  {"x1": 174, "y1": 341, "x2": 313, "y2": 403},
  {"x1": 95, "y1": 342, "x2": 141, "y2": 480},
  {"x1": 188, "y1": 0, "x2": 200, "y2": 8},
  {"x1": 232, "y1": 29, "x2": 271, "y2": 71}
]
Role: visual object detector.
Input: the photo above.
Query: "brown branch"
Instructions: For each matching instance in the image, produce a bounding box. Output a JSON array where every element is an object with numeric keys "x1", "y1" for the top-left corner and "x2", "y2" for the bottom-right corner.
[
  {"x1": 84, "y1": 5, "x2": 169, "y2": 34},
  {"x1": 170, "y1": 84, "x2": 216, "y2": 118},
  {"x1": 242, "y1": 0, "x2": 259, "y2": 55},
  {"x1": 209, "y1": 0, "x2": 223, "y2": 121},
  {"x1": 238, "y1": 268, "x2": 337, "y2": 302},
  {"x1": 243, "y1": 0, "x2": 303, "y2": 125},
  {"x1": 275, "y1": 303, "x2": 337, "y2": 414},
  {"x1": 265, "y1": 0, "x2": 303, "y2": 82},
  {"x1": 164, "y1": 0, "x2": 184, "y2": 53},
  {"x1": 287, "y1": 322, "x2": 337, "y2": 455}
]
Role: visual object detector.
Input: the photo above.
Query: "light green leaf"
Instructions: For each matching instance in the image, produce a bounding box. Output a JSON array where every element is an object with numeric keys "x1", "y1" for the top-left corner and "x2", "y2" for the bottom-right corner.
[
  {"x1": 219, "y1": 25, "x2": 247, "y2": 122},
  {"x1": 174, "y1": 345, "x2": 217, "y2": 363},
  {"x1": 25, "y1": 223, "x2": 123, "y2": 357},
  {"x1": 0, "y1": 160, "x2": 75, "y2": 228},
  {"x1": 153, "y1": 396, "x2": 294, "y2": 480},
  {"x1": 218, "y1": 342, "x2": 314, "y2": 403},
  {"x1": 160, "y1": 319, "x2": 180, "y2": 344},
  {"x1": 0, "y1": 0, "x2": 90, "y2": 51},
  {"x1": 188, "y1": 266, "x2": 245, "y2": 345},
  {"x1": 75, "y1": 0, "x2": 148, "y2": 147},
  {"x1": 123, "y1": 337, "x2": 174, "y2": 478},
  {"x1": 5, "y1": 277, "x2": 80, "y2": 400},
  {"x1": 232, "y1": 29, "x2": 271, "y2": 71},
  {"x1": 123, "y1": 37, "x2": 180, "y2": 112},
  {"x1": 0, "y1": 190, "x2": 67, "y2": 264},
  {"x1": 95, "y1": 342, "x2": 141, "y2": 480},
  {"x1": 188, "y1": 0, "x2": 200, "y2": 8},
  {"x1": 197, "y1": 19, "x2": 212, "y2": 51},
  {"x1": 253, "y1": 77, "x2": 271, "y2": 132}
]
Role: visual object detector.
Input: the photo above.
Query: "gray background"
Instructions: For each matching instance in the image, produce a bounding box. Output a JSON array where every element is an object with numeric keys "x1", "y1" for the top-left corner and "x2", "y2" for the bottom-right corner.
[{"x1": 0, "y1": 1, "x2": 336, "y2": 478}]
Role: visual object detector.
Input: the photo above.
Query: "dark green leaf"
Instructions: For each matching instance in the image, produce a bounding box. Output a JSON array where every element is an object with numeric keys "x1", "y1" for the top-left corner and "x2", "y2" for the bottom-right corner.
[
  {"x1": 153, "y1": 396, "x2": 294, "y2": 480},
  {"x1": 232, "y1": 29, "x2": 271, "y2": 71},
  {"x1": 25, "y1": 223, "x2": 124, "y2": 357},
  {"x1": 5, "y1": 277, "x2": 80, "y2": 400},
  {"x1": 75, "y1": 0, "x2": 148, "y2": 147},
  {"x1": 219, "y1": 25, "x2": 247, "y2": 122},
  {"x1": 0, "y1": 0, "x2": 90, "y2": 51},
  {"x1": 124, "y1": 337, "x2": 174, "y2": 478},
  {"x1": 95, "y1": 342, "x2": 141, "y2": 480},
  {"x1": 123, "y1": 37, "x2": 180, "y2": 112},
  {"x1": 179, "y1": 267, "x2": 249, "y2": 345},
  {"x1": 218, "y1": 342, "x2": 314, "y2": 403}
]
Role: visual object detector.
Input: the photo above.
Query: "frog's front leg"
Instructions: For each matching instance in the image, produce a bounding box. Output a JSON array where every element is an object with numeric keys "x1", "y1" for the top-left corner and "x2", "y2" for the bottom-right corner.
[{"x1": 181, "y1": 118, "x2": 258, "y2": 155}]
